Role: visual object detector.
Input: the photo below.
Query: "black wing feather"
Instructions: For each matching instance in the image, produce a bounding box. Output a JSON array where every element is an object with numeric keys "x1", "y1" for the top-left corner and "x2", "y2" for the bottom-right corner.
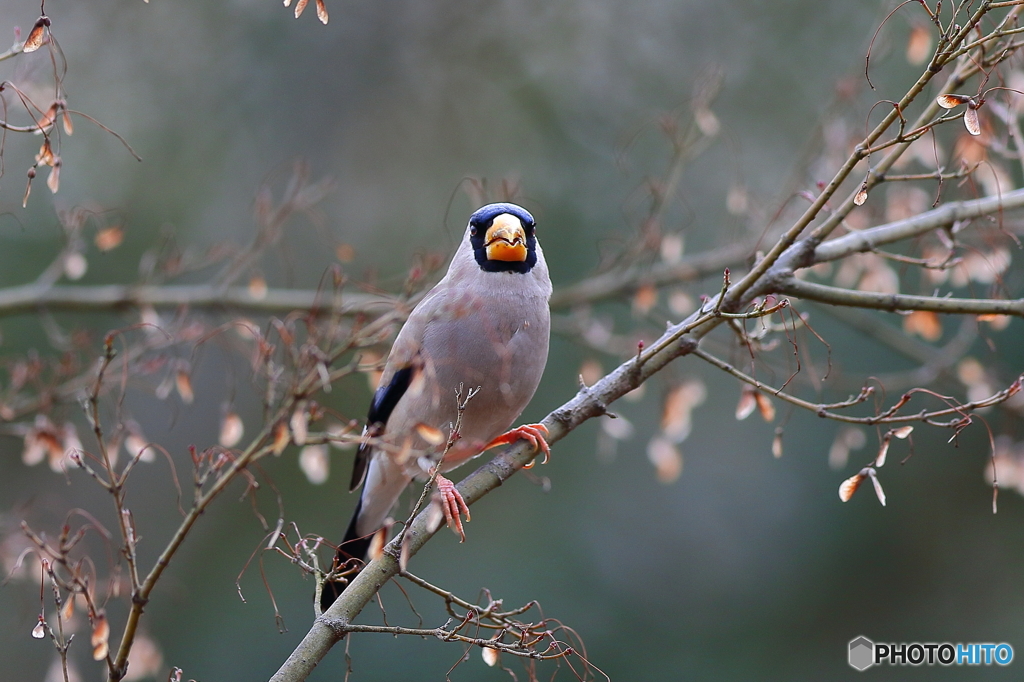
[{"x1": 348, "y1": 365, "x2": 415, "y2": 492}]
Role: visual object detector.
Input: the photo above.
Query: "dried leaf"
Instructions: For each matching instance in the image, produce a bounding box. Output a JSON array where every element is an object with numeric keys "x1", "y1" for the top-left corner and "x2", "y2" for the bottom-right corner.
[
  {"x1": 957, "y1": 357, "x2": 986, "y2": 386},
  {"x1": 482, "y1": 646, "x2": 500, "y2": 667},
  {"x1": 892, "y1": 425, "x2": 913, "y2": 439},
  {"x1": 662, "y1": 379, "x2": 706, "y2": 441},
  {"x1": 694, "y1": 106, "x2": 720, "y2": 136},
  {"x1": 23, "y1": 17, "x2": 47, "y2": 52},
  {"x1": 668, "y1": 288, "x2": 694, "y2": 316},
  {"x1": 91, "y1": 612, "x2": 109, "y2": 660},
  {"x1": 272, "y1": 421, "x2": 290, "y2": 455},
  {"x1": 726, "y1": 183, "x2": 749, "y2": 215},
  {"x1": 315, "y1": 0, "x2": 329, "y2": 23},
  {"x1": 892, "y1": 179, "x2": 935, "y2": 219},
  {"x1": 854, "y1": 186, "x2": 868, "y2": 206},
  {"x1": 32, "y1": 620, "x2": 45, "y2": 639},
  {"x1": 290, "y1": 403, "x2": 308, "y2": 445},
  {"x1": 936, "y1": 93, "x2": 971, "y2": 109},
  {"x1": 964, "y1": 106, "x2": 981, "y2": 136},
  {"x1": 94, "y1": 226, "x2": 124, "y2": 252},
  {"x1": 125, "y1": 426, "x2": 153, "y2": 463},
  {"x1": 632, "y1": 283, "x2": 657, "y2": 315},
  {"x1": 335, "y1": 244, "x2": 355, "y2": 262},
  {"x1": 61, "y1": 594, "x2": 74, "y2": 621},
  {"x1": 124, "y1": 633, "x2": 164, "y2": 681},
  {"x1": 869, "y1": 470, "x2": 887, "y2": 506},
  {"x1": 660, "y1": 234, "x2": 684, "y2": 264},
  {"x1": 248, "y1": 275, "x2": 268, "y2": 300},
  {"x1": 64, "y1": 253, "x2": 87, "y2": 281},
  {"x1": 219, "y1": 412, "x2": 244, "y2": 448},
  {"x1": 62, "y1": 109, "x2": 73, "y2": 135},
  {"x1": 977, "y1": 314, "x2": 1011, "y2": 330},
  {"x1": 579, "y1": 358, "x2": 603, "y2": 387},
  {"x1": 299, "y1": 444, "x2": 329, "y2": 484},
  {"x1": 952, "y1": 248, "x2": 1011, "y2": 287},
  {"x1": 293, "y1": 0, "x2": 308, "y2": 18},
  {"x1": 175, "y1": 370, "x2": 194, "y2": 404},
  {"x1": 22, "y1": 170, "x2": 33, "y2": 208},
  {"x1": 415, "y1": 423, "x2": 445, "y2": 446},
  {"x1": 735, "y1": 388, "x2": 757, "y2": 420},
  {"x1": 858, "y1": 257, "x2": 899, "y2": 295},
  {"x1": 647, "y1": 435, "x2": 682, "y2": 483},
  {"x1": 902, "y1": 310, "x2": 942, "y2": 341},
  {"x1": 875, "y1": 437, "x2": 890, "y2": 467},
  {"x1": 906, "y1": 24, "x2": 933, "y2": 65},
  {"x1": 47, "y1": 162, "x2": 61, "y2": 194},
  {"x1": 772, "y1": 428, "x2": 783, "y2": 458},
  {"x1": 367, "y1": 526, "x2": 387, "y2": 562},
  {"x1": 37, "y1": 140, "x2": 55, "y2": 166},
  {"x1": 829, "y1": 439, "x2": 849, "y2": 470},
  {"x1": 601, "y1": 414, "x2": 634, "y2": 441},
  {"x1": 753, "y1": 392, "x2": 775, "y2": 422},
  {"x1": 838, "y1": 473, "x2": 865, "y2": 502}
]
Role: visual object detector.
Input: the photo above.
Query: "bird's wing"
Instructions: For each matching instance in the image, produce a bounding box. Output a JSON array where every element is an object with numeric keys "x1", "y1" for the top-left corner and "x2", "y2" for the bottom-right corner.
[{"x1": 348, "y1": 288, "x2": 445, "y2": 492}]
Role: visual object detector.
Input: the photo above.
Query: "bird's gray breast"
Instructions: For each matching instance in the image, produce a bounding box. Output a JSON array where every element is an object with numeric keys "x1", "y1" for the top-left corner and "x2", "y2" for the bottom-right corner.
[{"x1": 386, "y1": 282, "x2": 550, "y2": 457}]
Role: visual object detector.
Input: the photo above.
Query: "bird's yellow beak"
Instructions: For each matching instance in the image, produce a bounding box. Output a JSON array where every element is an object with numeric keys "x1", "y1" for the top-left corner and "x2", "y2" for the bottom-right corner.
[{"x1": 484, "y1": 214, "x2": 528, "y2": 262}]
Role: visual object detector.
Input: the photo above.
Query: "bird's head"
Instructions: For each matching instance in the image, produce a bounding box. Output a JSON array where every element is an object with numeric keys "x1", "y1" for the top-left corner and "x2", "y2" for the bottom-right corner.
[{"x1": 467, "y1": 203, "x2": 539, "y2": 274}]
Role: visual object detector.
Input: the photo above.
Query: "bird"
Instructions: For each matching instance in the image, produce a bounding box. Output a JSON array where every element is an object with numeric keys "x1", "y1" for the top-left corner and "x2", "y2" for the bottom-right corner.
[{"x1": 320, "y1": 202, "x2": 552, "y2": 610}]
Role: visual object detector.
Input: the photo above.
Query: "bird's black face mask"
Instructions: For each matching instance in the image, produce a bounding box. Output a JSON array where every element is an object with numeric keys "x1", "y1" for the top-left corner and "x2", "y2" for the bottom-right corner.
[{"x1": 468, "y1": 203, "x2": 538, "y2": 274}]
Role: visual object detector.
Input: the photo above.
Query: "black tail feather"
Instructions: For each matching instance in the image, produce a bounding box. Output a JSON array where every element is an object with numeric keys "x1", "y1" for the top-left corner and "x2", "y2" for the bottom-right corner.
[{"x1": 319, "y1": 498, "x2": 374, "y2": 611}]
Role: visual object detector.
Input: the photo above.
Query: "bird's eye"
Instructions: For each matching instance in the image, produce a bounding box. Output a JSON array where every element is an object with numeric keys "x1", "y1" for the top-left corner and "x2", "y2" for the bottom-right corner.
[{"x1": 470, "y1": 226, "x2": 478, "y2": 236}]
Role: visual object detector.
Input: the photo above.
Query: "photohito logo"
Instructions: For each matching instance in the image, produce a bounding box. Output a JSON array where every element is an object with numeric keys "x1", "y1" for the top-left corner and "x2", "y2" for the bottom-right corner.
[{"x1": 848, "y1": 636, "x2": 1014, "y2": 670}]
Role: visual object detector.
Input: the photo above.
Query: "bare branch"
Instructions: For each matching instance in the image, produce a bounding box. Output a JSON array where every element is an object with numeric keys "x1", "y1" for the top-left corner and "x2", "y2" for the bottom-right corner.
[
  {"x1": 777, "y1": 277, "x2": 1024, "y2": 316},
  {"x1": 811, "y1": 188, "x2": 1024, "y2": 264}
]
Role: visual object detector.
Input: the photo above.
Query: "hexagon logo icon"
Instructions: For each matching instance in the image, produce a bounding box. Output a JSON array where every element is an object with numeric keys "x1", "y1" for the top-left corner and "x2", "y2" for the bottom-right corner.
[{"x1": 849, "y1": 636, "x2": 874, "y2": 671}]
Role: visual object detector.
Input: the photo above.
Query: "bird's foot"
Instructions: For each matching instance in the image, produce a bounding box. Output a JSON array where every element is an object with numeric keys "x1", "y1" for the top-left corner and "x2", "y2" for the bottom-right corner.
[
  {"x1": 486, "y1": 423, "x2": 551, "y2": 468},
  {"x1": 434, "y1": 474, "x2": 471, "y2": 542}
]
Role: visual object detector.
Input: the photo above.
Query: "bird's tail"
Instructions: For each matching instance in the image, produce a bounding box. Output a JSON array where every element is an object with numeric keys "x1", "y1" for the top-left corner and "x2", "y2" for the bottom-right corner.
[{"x1": 319, "y1": 498, "x2": 375, "y2": 611}]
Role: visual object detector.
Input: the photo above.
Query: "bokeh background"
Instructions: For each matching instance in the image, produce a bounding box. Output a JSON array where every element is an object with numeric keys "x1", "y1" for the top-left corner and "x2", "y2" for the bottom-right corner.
[{"x1": 1, "y1": 0, "x2": 1023, "y2": 680}]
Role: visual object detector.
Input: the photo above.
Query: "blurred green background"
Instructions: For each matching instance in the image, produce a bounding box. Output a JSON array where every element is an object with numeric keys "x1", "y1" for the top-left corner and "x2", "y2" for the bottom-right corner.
[{"x1": 1, "y1": 0, "x2": 1022, "y2": 680}]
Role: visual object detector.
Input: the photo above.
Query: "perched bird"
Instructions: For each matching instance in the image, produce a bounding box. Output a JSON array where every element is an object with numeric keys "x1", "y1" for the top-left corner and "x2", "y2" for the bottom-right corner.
[{"x1": 320, "y1": 203, "x2": 552, "y2": 610}]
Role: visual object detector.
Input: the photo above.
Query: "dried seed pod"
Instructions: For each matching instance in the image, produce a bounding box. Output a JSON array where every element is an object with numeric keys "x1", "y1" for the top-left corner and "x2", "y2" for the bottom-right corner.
[
  {"x1": 299, "y1": 444, "x2": 329, "y2": 485},
  {"x1": 647, "y1": 435, "x2": 682, "y2": 483},
  {"x1": 963, "y1": 105, "x2": 981, "y2": 136},
  {"x1": 272, "y1": 421, "x2": 290, "y2": 456},
  {"x1": 91, "y1": 611, "x2": 109, "y2": 661},
  {"x1": 23, "y1": 16, "x2": 49, "y2": 53},
  {"x1": 290, "y1": 402, "x2": 309, "y2": 445},
  {"x1": 936, "y1": 93, "x2": 971, "y2": 109},
  {"x1": 94, "y1": 226, "x2": 124, "y2": 252},
  {"x1": 414, "y1": 423, "x2": 445, "y2": 446},
  {"x1": 219, "y1": 412, "x2": 244, "y2": 448},
  {"x1": 175, "y1": 370, "x2": 194, "y2": 404},
  {"x1": 838, "y1": 473, "x2": 866, "y2": 502},
  {"x1": 482, "y1": 645, "x2": 500, "y2": 667},
  {"x1": 735, "y1": 387, "x2": 757, "y2": 420}
]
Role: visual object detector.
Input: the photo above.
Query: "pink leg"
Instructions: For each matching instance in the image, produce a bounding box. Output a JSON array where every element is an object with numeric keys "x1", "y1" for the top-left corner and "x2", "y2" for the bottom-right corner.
[
  {"x1": 484, "y1": 423, "x2": 551, "y2": 469},
  {"x1": 435, "y1": 474, "x2": 471, "y2": 542}
]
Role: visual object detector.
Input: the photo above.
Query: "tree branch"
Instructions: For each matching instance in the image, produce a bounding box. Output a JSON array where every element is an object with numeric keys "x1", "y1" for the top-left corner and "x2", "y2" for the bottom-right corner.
[
  {"x1": 777, "y1": 278, "x2": 1024, "y2": 316},
  {"x1": 0, "y1": 283, "x2": 399, "y2": 319},
  {"x1": 811, "y1": 188, "x2": 1024, "y2": 264}
]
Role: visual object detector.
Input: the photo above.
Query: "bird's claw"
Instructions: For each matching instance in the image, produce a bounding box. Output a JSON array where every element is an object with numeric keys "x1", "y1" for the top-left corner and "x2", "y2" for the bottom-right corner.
[
  {"x1": 434, "y1": 474, "x2": 471, "y2": 542},
  {"x1": 488, "y1": 423, "x2": 551, "y2": 469}
]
